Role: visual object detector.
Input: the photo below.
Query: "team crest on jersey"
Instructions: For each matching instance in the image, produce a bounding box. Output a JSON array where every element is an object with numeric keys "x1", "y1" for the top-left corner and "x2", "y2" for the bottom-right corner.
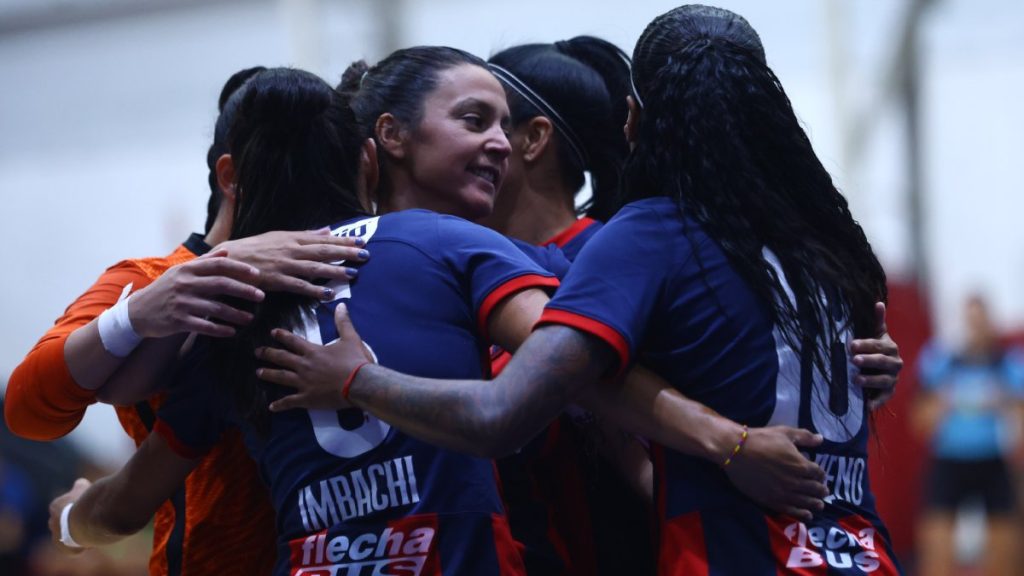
[{"x1": 333, "y1": 217, "x2": 380, "y2": 245}]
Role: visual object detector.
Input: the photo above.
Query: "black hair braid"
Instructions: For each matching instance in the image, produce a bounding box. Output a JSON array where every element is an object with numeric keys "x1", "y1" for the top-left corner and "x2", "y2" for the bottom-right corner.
[{"x1": 627, "y1": 33, "x2": 886, "y2": 390}]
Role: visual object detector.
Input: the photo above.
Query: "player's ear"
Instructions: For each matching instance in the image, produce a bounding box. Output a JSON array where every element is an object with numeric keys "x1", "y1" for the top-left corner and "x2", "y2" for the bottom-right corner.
[
  {"x1": 521, "y1": 117, "x2": 554, "y2": 163},
  {"x1": 624, "y1": 96, "x2": 640, "y2": 149},
  {"x1": 374, "y1": 113, "x2": 406, "y2": 160},
  {"x1": 357, "y1": 138, "x2": 380, "y2": 213},
  {"x1": 215, "y1": 154, "x2": 237, "y2": 202}
]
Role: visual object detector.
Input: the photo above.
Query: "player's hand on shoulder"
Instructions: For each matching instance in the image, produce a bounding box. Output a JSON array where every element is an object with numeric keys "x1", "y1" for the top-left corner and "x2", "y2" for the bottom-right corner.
[
  {"x1": 723, "y1": 426, "x2": 827, "y2": 522},
  {"x1": 48, "y1": 478, "x2": 91, "y2": 555},
  {"x1": 850, "y1": 302, "x2": 903, "y2": 410},
  {"x1": 217, "y1": 228, "x2": 369, "y2": 300},
  {"x1": 260, "y1": 304, "x2": 374, "y2": 412},
  {"x1": 128, "y1": 249, "x2": 264, "y2": 339}
]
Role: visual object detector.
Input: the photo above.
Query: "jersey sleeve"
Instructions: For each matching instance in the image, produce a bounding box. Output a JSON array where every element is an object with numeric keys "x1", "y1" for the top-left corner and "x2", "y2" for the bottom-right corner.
[
  {"x1": 436, "y1": 216, "x2": 560, "y2": 341},
  {"x1": 153, "y1": 340, "x2": 231, "y2": 459},
  {"x1": 4, "y1": 262, "x2": 156, "y2": 440},
  {"x1": 508, "y1": 238, "x2": 572, "y2": 281},
  {"x1": 537, "y1": 206, "x2": 672, "y2": 375}
]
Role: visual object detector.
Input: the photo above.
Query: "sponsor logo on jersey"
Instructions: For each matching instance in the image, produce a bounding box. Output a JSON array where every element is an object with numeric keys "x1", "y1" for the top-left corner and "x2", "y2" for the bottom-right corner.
[
  {"x1": 291, "y1": 524, "x2": 435, "y2": 576},
  {"x1": 299, "y1": 456, "x2": 421, "y2": 532},
  {"x1": 780, "y1": 520, "x2": 882, "y2": 572}
]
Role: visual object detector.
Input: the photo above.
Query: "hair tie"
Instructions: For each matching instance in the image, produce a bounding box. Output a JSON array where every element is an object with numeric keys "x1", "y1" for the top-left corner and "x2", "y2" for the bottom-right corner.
[
  {"x1": 359, "y1": 70, "x2": 369, "y2": 88},
  {"x1": 487, "y1": 63, "x2": 590, "y2": 168}
]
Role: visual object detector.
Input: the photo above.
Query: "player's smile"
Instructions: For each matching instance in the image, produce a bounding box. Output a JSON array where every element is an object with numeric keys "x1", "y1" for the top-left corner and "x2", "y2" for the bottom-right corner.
[{"x1": 396, "y1": 63, "x2": 512, "y2": 221}]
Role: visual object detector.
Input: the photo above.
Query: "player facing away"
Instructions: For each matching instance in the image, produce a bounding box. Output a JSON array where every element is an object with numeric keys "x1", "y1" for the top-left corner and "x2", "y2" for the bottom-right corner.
[
  {"x1": 49, "y1": 45, "x2": 835, "y2": 574},
  {"x1": 7, "y1": 66, "x2": 369, "y2": 576},
  {"x1": 478, "y1": 34, "x2": 901, "y2": 576},
  {"x1": 47, "y1": 58, "x2": 550, "y2": 575},
  {"x1": 272, "y1": 6, "x2": 905, "y2": 575}
]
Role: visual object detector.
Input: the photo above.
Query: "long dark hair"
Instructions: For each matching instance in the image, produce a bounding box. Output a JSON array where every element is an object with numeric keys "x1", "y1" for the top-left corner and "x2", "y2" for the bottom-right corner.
[
  {"x1": 211, "y1": 67, "x2": 366, "y2": 428},
  {"x1": 489, "y1": 36, "x2": 631, "y2": 221},
  {"x1": 625, "y1": 5, "x2": 886, "y2": 385},
  {"x1": 204, "y1": 66, "x2": 268, "y2": 233},
  {"x1": 338, "y1": 46, "x2": 488, "y2": 206}
]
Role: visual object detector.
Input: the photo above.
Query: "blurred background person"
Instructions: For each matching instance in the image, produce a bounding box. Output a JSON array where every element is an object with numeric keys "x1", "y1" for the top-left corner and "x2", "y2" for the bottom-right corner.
[
  {"x1": 4, "y1": 0, "x2": 1024, "y2": 571},
  {"x1": 913, "y1": 294, "x2": 1024, "y2": 576}
]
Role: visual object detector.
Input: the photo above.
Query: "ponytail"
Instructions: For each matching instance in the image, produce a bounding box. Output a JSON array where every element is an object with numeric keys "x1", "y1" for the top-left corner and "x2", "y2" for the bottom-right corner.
[
  {"x1": 212, "y1": 67, "x2": 365, "y2": 431},
  {"x1": 489, "y1": 36, "x2": 632, "y2": 221},
  {"x1": 204, "y1": 66, "x2": 267, "y2": 233}
]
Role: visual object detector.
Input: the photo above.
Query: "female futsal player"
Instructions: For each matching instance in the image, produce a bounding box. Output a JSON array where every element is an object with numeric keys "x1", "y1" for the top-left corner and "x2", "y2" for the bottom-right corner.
[
  {"x1": 274, "y1": 6, "x2": 905, "y2": 574},
  {"x1": 48, "y1": 56, "x2": 549, "y2": 575},
  {"x1": 49, "y1": 42, "x2": 829, "y2": 574},
  {"x1": 51, "y1": 32, "x2": 899, "y2": 574},
  {"x1": 480, "y1": 36, "x2": 652, "y2": 575},
  {"x1": 8, "y1": 66, "x2": 373, "y2": 575}
]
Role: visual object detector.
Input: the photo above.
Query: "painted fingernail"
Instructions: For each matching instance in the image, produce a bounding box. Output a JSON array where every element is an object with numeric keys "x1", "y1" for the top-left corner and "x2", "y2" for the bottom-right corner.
[
  {"x1": 322, "y1": 287, "x2": 334, "y2": 300},
  {"x1": 358, "y1": 249, "x2": 370, "y2": 260},
  {"x1": 353, "y1": 237, "x2": 366, "y2": 247},
  {"x1": 346, "y1": 267, "x2": 359, "y2": 278}
]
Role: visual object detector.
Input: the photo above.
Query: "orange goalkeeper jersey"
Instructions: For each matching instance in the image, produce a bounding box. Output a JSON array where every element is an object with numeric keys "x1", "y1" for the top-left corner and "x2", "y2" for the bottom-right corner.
[{"x1": 5, "y1": 234, "x2": 277, "y2": 575}]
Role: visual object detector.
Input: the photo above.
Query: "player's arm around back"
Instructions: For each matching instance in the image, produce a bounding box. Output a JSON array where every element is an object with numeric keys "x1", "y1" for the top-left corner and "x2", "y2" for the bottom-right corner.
[
  {"x1": 5, "y1": 253, "x2": 264, "y2": 439},
  {"x1": 48, "y1": 432, "x2": 198, "y2": 551},
  {"x1": 5, "y1": 262, "x2": 155, "y2": 440}
]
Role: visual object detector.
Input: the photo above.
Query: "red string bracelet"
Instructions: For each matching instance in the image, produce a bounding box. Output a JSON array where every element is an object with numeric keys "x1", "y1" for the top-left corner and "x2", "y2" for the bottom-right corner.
[
  {"x1": 342, "y1": 361, "x2": 371, "y2": 400},
  {"x1": 722, "y1": 425, "x2": 749, "y2": 468}
]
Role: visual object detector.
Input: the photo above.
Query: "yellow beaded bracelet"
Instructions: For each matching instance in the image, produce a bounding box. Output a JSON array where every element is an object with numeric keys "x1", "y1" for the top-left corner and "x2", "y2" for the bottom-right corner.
[{"x1": 722, "y1": 425, "x2": 749, "y2": 467}]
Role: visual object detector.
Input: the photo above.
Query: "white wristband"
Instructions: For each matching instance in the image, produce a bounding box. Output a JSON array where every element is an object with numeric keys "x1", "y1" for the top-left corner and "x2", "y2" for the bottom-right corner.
[
  {"x1": 59, "y1": 502, "x2": 83, "y2": 549},
  {"x1": 97, "y1": 295, "x2": 142, "y2": 358}
]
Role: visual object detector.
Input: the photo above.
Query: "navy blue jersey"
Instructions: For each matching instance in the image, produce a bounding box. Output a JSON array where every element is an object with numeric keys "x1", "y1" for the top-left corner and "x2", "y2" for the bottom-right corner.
[
  {"x1": 495, "y1": 217, "x2": 654, "y2": 576},
  {"x1": 543, "y1": 217, "x2": 603, "y2": 262},
  {"x1": 538, "y1": 198, "x2": 900, "y2": 575},
  {"x1": 156, "y1": 210, "x2": 558, "y2": 576},
  {"x1": 507, "y1": 238, "x2": 572, "y2": 281}
]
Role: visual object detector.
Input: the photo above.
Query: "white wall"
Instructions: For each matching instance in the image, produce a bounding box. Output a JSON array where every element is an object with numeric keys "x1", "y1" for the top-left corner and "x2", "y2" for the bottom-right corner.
[{"x1": 1, "y1": 0, "x2": 1022, "y2": 463}]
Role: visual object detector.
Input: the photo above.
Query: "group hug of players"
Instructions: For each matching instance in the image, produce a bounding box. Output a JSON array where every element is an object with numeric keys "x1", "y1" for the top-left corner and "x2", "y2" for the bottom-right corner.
[{"x1": 5, "y1": 5, "x2": 908, "y2": 575}]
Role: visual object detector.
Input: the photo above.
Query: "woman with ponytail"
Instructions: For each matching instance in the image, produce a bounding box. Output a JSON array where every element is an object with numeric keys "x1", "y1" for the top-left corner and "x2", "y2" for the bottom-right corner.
[
  {"x1": 46, "y1": 60, "x2": 556, "y2": 575},
  {"x1": 55, "y1": 37, "x2": 899, "y2": 574},
  {"x1": 480, "y1": 36, "x2": 653, "y2": 576},
  {"x1": 312, "y1": 6, "x2": 904, "y2": 574}
]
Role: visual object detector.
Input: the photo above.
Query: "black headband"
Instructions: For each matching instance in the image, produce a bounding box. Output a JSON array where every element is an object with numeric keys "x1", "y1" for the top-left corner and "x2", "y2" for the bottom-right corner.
[{"x1": 487, "y1": 63, "x2": 589, "y2": 168}]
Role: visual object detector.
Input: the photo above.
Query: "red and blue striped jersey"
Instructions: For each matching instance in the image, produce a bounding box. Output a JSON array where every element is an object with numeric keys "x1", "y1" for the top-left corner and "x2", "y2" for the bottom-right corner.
[
  {"x1": 157, "y1": 210, "x2": 558, "y2": 576},
  {"x1": 494, "y1": 218, "x2": 655, "y2": 576},
  {"x1": 539, "y1": 198, "x2": 901, "y2": 575}
]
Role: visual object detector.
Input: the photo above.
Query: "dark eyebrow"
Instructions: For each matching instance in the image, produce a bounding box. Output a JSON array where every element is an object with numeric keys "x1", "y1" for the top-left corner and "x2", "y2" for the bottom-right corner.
[
  {"x1": 451, "y1": 97, "x2": 490, "y2": 115},
  {"x1": 452, "y1": 97, "x2": 511, "y2": 128}
]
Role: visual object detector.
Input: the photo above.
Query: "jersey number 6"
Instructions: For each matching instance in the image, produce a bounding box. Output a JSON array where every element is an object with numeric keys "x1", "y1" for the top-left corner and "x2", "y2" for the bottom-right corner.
[{"x1": 301, "y1": 283, "x2": 391, "y2": 459}]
